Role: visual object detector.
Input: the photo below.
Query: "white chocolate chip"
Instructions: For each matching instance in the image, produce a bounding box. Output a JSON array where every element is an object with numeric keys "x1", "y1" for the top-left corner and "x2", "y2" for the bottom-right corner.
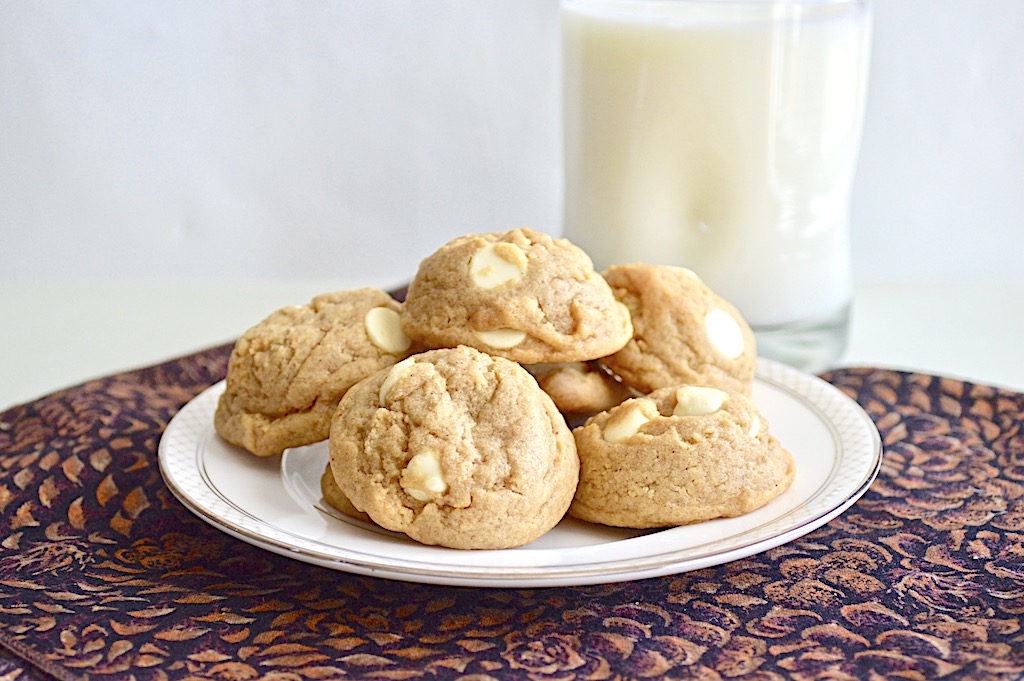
[
  {"x1": 474, "y1": 328, "x2": 527, "y2": 349},
  {"x1": 705, "y1": 308, "x2": 745, "y2": 359},
  {"x1": 603, "y1": 399, "x2": 659, "y2": 444},
  {"x1": 378, "y1": 356, "x2": 417, "y2": 404},
  {"x1": 469, "y1": 242, "x2": 527, "y2": 289},
  {"x1": 749, "y1": 415, "x2": 761, "y2": 438},
  {"x1": 674, "y1": 386, "x2": 728, "y2": 416},
  {"x1": 401, "y1": 450, "x2": 448, "y2": 502},
  {"x1": 364, "y1": 306, "x2": 412, "y2": 355}
]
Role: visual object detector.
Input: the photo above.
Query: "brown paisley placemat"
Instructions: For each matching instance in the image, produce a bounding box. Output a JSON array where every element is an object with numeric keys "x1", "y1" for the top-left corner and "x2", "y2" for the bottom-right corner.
[{"x1": 1, "y1": 346, "x2": 1023, "y2": 680}]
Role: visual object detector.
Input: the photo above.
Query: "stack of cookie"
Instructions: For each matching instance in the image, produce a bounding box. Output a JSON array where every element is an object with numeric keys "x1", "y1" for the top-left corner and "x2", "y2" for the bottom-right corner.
[{"x1": 213, "y1": 228, "x2": 794, "y2": 549}]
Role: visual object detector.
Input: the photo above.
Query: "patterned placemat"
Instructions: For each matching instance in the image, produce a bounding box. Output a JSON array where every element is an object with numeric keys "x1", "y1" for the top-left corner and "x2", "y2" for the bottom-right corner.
[{"x1": 1, "y1": 344, "x2": 1023, "y2": 680}]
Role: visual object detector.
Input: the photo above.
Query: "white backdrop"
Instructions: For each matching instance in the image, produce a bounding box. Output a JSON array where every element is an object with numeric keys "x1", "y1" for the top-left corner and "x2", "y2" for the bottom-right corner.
[{"x1": 2, "y1": 0, "x2": 1023, "y2": 289}]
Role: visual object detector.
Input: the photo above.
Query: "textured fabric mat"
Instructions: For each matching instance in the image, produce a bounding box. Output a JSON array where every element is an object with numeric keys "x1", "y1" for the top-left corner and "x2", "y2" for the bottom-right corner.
[{"x1": 1, "y1": 345, "x2": 1023, "y2": 680}]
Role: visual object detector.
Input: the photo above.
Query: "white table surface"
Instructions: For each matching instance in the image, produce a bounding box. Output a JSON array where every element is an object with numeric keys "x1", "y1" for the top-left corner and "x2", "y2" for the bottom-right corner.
[{"x1": 2, "y1": 278, "x2": 1022, "y2": 412}]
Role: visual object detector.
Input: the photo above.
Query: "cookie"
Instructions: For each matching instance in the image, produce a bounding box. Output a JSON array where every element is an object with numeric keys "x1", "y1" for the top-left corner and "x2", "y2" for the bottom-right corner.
[
  {"x1": 570, "y1": 385, "x2": 794, "y2": 528},
  {"x1": 328, "y1": 346, "x2": 579, "y2": 549},
  {"x1": 600, "y1": 264, "x2": 757, "y2": 396},
  {"x1": 401, "y1": 228, "x2": 633, "y2": 364},
  {"x1": 214, "y1": 289, "x2": 413, "y2": 457},
  {"x1": 524, "y1": 362, "x2": 633, "y2": 417},
  {"x1": 320, "y1": 463, "x2": 374, "y2": 524}
]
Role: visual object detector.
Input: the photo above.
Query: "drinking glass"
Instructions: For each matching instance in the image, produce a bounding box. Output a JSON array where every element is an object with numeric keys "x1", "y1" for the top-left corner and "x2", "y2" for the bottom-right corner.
[{"x1": 561, "y1": 0, "x2": 872, "y2": 373}]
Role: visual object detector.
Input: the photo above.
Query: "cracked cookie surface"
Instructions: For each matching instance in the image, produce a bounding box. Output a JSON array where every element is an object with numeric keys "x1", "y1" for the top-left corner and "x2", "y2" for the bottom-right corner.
[
  {"x1": 570, "y1": 385, "x2": 794, "y2": 528},
  {"x1": 401, "y1": 228, "x2": 633, "y2": 364},
  {"x1": 600, "y1": 264, "x2": 757, "y2": 396},
  {"x1": 214, "y1": 288, "x2": 412, "y2": 457},
  {"x1": 328, "y1": 346, "x2": 579, "y2": 549}
]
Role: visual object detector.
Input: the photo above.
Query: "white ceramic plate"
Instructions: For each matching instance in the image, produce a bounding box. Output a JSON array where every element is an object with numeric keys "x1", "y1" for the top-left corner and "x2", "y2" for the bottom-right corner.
[{"x1": 159, "y1": 359, "x2": 881, "y2": 587}]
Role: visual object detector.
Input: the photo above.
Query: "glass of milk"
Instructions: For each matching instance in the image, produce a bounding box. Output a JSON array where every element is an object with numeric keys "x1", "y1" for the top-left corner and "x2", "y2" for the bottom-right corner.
[{"x1": 561, "y1": 0, "x2": 872, "y2": 373}]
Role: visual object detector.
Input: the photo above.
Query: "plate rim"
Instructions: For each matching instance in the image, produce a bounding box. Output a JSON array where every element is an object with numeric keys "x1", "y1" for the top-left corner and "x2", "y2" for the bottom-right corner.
[{"x1": 158, "y1": 359, "x2": 882, "y2": 587}]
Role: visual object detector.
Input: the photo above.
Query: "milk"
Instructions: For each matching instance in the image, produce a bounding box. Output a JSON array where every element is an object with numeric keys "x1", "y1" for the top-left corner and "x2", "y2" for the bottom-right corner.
[{"x1": 562, "y1": 0, "x2": 871, "y2": 328}]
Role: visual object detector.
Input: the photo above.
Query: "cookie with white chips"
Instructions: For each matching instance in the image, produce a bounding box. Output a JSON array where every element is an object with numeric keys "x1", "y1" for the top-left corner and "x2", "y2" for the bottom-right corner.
[
  {"x1": 214, "y1": 289, "x2": 414, "y2": 457},
  {"x1": 401, "y1": 228, "x2": 633, "y2": 364},
  {"x1": 570, "y1": 385, "x2": 794, "y2": 529},
  {"x1": 328, "y1": 346, "x2": 579, "y2": 549},
  {"x1": 600, "y1": 264, "x2": 757, "y2": 396}
]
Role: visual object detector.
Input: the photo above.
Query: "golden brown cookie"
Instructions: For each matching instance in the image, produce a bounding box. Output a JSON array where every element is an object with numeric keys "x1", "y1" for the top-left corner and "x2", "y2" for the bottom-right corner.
[
  {"x1": 328, "y1": 346, "x2": 579, "y2": 549},
  {"x1": 524, "y1": 362, "x2": 633, "y2": 416},
  {"x1": 214, "y1": 289, "x2": 413, "y2": 457},
  {"x1": 600, "y1": 264, "x2": 757, "y2": 396},
  {"x1": 570, "y1": 385, "x2": 794, "y2": 528},
  {"x1": 401, "y1": 228, "x2": 633, "y2": 364},
  {"x1": 320, "y1": 463, "x2": 373, "y2": 524}
]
